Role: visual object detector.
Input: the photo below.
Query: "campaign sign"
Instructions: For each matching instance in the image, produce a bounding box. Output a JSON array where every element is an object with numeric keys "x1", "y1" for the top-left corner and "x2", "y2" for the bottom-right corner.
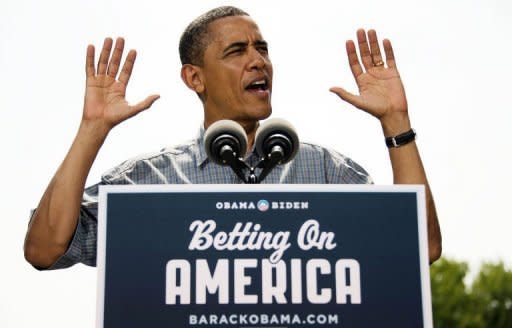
[{"x1": 97, "y1": 185, "x2": 432, "y2": 328}]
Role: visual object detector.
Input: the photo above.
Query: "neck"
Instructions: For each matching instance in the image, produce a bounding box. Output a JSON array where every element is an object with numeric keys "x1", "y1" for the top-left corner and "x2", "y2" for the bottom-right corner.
[{"x1": 240, "y1": 121, "x2": 258, "y2": 151}]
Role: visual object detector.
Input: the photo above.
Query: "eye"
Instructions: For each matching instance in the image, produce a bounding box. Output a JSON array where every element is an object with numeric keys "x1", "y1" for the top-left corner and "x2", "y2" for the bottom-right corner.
[
  {"x1": 257, "y1": 46, "x2": 269, "y2": 55},
  {"x1": 227, "y1": 48, "x2": 243, "y2": 56}
]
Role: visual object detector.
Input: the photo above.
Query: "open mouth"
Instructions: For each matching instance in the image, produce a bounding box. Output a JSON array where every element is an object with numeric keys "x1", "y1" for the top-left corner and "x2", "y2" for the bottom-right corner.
[{"x1": 245, "y1": 79, "x2": 269, "y2": 92}]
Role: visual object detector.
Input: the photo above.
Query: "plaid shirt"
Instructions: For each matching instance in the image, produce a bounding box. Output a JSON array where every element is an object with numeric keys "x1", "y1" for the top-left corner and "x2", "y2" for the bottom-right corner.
[{"x1": 48, "y1": 128, "x2": 372, "y2": 269}]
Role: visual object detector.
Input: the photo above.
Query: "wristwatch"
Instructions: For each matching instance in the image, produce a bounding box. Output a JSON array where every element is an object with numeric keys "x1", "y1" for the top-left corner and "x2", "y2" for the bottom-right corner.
[{"x1": 385, "y1": 128, "x2": 416, "y2": 148}]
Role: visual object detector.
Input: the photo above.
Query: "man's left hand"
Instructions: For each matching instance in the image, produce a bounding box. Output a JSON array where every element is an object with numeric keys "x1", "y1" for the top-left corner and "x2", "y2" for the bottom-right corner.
[{"x1": 330, "y1": 29, "x2": 409, "y2": 132}]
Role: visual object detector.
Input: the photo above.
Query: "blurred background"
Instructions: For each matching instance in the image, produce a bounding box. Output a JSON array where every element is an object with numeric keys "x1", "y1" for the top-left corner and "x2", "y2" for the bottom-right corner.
[{"x1": 1, "y1": 0, "x2": 511, "y2": 326}]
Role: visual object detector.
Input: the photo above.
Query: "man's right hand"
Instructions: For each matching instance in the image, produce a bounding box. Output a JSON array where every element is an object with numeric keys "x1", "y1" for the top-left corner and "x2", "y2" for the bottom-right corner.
[
  {"x1": 83, "y1": 37, "x2": 159, "y2": 136},
  {"x1": 24, "y1": 37, "x2": 159, "y2": 269}
]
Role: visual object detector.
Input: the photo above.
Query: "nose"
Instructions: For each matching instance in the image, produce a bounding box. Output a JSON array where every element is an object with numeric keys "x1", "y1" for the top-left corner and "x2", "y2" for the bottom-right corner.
[{"x1": 247, "y1": 47, "x2": 266, "y2": 71}]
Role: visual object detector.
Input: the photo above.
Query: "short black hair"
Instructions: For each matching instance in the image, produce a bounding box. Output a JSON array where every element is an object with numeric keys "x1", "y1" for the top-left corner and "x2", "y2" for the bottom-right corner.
[{"x1": 179, "y1": 6, "x2": 249, "y2": 66}]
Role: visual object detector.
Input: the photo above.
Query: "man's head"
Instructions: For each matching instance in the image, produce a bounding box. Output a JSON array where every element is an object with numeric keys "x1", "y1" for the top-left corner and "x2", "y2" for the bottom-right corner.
[
  {"x1": 180, "y1": 6, "x2": 273, "y2": 131},
  {"x1": 179, "y1": 6, "x2": 249, "y2": 66}
]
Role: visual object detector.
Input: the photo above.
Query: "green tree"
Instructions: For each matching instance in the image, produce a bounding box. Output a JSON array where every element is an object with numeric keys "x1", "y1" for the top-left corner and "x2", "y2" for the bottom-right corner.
[
  {"x1": 430, "y1": 258, "x2": 512, "y2": 327},
  {"x1": 430, "y1": 258, "x2": 484, "y2": 327},
  {"x1": 471, "y1": 262, "x2": 512, "y2": 327}
]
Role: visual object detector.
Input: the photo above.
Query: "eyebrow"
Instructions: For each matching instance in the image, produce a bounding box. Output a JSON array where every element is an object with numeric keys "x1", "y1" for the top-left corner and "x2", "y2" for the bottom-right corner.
[{"x1": 222, "y1": 40, "x2": 268, "y2": 56}]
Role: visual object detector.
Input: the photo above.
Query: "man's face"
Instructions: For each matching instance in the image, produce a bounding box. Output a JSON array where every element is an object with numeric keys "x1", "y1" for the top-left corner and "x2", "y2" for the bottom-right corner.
[{"x1": 200, "y1": 16, "x2": 273, "y2": 128}]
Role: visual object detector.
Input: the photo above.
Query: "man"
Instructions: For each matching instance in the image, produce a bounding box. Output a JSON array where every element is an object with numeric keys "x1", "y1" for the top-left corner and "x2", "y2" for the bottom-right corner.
[{"x1": 24, "y1": 6, "x2": 441, "y2": 270}]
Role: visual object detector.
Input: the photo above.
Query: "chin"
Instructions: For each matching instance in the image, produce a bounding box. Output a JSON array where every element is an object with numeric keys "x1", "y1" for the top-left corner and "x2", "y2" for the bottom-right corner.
[
  {"x1": 251, "y1": 105, "x2": 272, "y2": 121},
  {"x1": 229, "y1": 104, "x2": 272, "y2": 124},
  {"x1": 259, "y1": 108, "x2": 272, "y2": 120}
]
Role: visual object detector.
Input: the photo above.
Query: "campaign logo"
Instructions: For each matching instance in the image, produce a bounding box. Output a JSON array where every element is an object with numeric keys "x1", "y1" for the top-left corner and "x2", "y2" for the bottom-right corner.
[
  {"x1": 257, "y1": 200, "x2": 270, "y2": 212},
  {"x1": 215, "y1": 200, "x2": 309, "y2": 210}
]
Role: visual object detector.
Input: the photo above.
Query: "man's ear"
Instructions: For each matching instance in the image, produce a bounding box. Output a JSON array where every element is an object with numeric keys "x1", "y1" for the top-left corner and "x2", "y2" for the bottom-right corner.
[{"x1": 181, "y1": 64, "x2": 205, "y2": 94}]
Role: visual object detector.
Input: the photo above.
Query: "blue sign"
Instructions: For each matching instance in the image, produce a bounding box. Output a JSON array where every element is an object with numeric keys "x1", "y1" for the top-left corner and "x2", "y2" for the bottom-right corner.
[{"x1": 97, "y1": 185, "x2": 432, "y2": 327}]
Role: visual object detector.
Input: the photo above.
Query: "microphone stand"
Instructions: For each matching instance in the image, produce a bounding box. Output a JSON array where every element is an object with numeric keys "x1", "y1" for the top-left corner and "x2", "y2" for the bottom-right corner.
[
  {"x1": 223, "y1": 145, "x2": 285, "y2": 184},
  {"x1": 255, "y1": 145, "x2": 284, "y2": 183},
  {"x1": 219, "y1": 145, "x2": 251, "y2": 183}
]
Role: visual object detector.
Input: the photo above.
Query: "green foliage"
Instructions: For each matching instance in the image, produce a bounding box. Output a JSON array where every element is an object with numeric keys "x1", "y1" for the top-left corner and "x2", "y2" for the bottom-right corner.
[
  {"x1": 430, "y1": 258, "x2": 512, "y2": 328},
  {"x1": 472, "y1": 262, "x2": 512, "y2": 327}
]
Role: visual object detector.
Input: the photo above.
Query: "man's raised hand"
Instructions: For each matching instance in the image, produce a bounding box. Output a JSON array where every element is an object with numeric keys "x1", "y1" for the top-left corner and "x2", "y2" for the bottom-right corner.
[
  {"x1": 330, "y1": 29, "x2": 408, "y2": 129},
  {"x1": 83, "y1": 37, "x2": 159, "y2": 134}
]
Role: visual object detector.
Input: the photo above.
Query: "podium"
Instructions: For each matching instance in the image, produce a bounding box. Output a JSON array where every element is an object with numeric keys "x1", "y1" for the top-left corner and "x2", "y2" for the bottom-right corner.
[{"x1": 96, "y1": 185, "x2": 432, "y2": 327}]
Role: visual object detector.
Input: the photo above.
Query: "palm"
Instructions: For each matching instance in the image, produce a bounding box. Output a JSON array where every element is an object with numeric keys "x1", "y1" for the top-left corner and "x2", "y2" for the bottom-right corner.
[
  {"x1": 84, "y1": 76, "x2": 130, "y2": 125},
  {"x1": 354, "y1": 67, "x2": 407, "y2": 119}
]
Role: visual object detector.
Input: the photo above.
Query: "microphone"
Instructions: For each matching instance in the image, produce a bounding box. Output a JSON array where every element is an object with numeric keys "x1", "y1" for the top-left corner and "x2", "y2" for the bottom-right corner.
[
  {"x1": 204, "y1": 118, "x2": 300, "y2": 184},
  {"x1": 255, "y1": 118, "x2": 299, "y2": 164},
  {"x1": 254, "y1": 118, "x2": 299, "y2": 182},
  {"x1": 204, "y1": 120, "x2": 248, "y2": 165}
]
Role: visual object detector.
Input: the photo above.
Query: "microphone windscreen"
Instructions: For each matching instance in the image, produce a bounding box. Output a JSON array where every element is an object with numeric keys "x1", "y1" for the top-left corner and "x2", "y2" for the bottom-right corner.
[
  {"x1": 204, "y1": 120, "x2": 248, "y2": 164},
  {"x1": 255, "y1": 118, "x2": 299, "y2": 164}
]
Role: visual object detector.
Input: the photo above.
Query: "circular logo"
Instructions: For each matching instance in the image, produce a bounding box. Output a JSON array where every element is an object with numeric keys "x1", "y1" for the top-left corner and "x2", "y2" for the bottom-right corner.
[{"x1": 257, "y1": 200, "x2": 270, "y2": 212}]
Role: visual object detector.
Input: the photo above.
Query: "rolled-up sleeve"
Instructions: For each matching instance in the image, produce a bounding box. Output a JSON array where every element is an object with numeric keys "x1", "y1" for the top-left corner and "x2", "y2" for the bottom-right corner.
[
  {"x1": 35, "y1": 183, "x2": 100, "y2": 270},
  {"x1": 46, "y1": 206, "x2": 98, "y2": 269}
]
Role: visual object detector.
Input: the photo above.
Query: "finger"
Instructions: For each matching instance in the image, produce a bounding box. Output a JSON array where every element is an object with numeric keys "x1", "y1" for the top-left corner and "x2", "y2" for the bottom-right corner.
[
  {"x1": 85, "y1": 45, "x2": 95, "y2": 78},
  {"x1": 329, "y1": 87, "x2": 365, "y2": 109},
  {"x1": 383, "y1": 39, "x2": 397, "y2": 69},
  {"x1": 368, "y1": 29, "x2": 384, "y2": 67},
  {"x1": 97, "y1": 37, "x2": 113, "y2": 75},
  {"x1": 118, "y1": 50, "x2": 136, "y2": 85},
  {"x1": 346, "y1": 40, "x2": 363, "y2": 78},
  {"x1": 356, "y1": 29, "x2": 372, "y2": 70},
  {"x1": 127, "y1": 94, "x2": 160, "y2": 118},
  {"x1": 107, "y1": 37, "x2": 125, "y2": 78}
]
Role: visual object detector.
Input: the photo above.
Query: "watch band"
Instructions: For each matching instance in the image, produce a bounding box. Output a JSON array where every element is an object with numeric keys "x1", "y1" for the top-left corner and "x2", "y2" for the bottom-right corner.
[{"x1": 385, "y1": 128, "x2": 416, "y2": 148}]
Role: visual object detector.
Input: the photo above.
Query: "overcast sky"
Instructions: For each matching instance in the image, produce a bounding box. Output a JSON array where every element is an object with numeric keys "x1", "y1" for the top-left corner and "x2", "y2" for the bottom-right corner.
[{"x1": 2, "y1": 0, "x2": 511, "y2": 326}]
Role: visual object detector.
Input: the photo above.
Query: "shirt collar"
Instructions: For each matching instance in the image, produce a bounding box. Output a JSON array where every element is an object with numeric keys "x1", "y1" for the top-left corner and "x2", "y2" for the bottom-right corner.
[{"x1": 195, "y1": 124, "x2": 209, "y2": 167}]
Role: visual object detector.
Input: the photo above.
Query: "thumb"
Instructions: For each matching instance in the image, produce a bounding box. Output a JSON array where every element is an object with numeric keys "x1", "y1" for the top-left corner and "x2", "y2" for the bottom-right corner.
[
  {"x1": 329, "y1": 87, "x2": 364, "y2": 109},
  {"x1": 128, "y1": 94, "x2": 160, "y2": 118}
]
